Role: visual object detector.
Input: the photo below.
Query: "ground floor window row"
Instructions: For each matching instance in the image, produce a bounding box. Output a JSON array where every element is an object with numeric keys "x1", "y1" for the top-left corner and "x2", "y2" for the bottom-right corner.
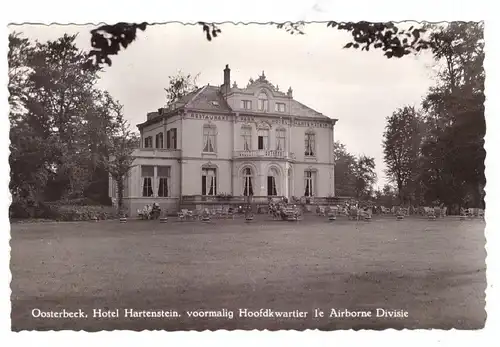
[
  {"x1": 141, "y1": 166, "x2": 171, "y2": 197},
  {"x1": 138, "y1": 165, "x2": 321, "y2": 197}
]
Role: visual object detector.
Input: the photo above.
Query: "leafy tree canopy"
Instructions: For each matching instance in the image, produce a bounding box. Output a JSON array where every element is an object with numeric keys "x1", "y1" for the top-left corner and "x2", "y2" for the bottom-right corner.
[{"x1": 86, "y1": 21, "x2": 452, "y2": 67}]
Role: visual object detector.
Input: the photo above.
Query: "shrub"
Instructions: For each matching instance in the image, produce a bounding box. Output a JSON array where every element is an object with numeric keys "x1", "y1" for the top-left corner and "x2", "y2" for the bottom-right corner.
[
  {"x1": 9, "y1": 200, "x2": 33, "y2": 219},
  {"x1": 43, "y1": 204, "x2": 119, "y2": 221}
]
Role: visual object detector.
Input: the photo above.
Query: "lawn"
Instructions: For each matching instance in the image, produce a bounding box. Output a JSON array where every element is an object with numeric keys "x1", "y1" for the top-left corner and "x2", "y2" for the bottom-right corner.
[{"x1": 10, "y1": 215, "x2": 486, "y2": 331}]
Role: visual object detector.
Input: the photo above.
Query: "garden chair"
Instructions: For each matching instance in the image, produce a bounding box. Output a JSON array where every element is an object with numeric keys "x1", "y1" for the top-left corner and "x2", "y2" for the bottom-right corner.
[
  {"x1": 200, "y1": 208, "x2": 211, "y2": 221},
  {"x1": 192, "y1": 208, "x2": 203, "y2": 221},
  {"x1": 177, "y1": 209, "x2": 186, "y2": 221},
  {"x1": 427, "y1": 207, "x2": 436, "y2": 220},
  {"x1": 137, "y1": 209, "x2": 145, "y2": 220},
  {"x1": 348, "y1": 208, "x2": 359, "y2": 221},
  {"x1": 361, "y1": 208, "x2": 372, "y2": 220},
  {"x1": 327, "y1": 206, "x2": 338, "y2": 221},
  {"x1": 177, "y1": 209, "x2": 192, "y2": 221},
  {"x1": 215, "y1": 208, "x2": 224, "y2": 219},
  {"x1": 440, "y1": 206, "x2": 447, "y2": 218},
  {"x1": 227, "y1": 207, "x2": 235, "y2": 219},
  {"x1": 209, "y1": 208, "x2": 217, "y2": 218},
  {"x1": 478, "y1": 209, "x2": 485, "y2": 219},
  {"x1": 316, "y1": 206, "x2": 326, "y2": 216}
]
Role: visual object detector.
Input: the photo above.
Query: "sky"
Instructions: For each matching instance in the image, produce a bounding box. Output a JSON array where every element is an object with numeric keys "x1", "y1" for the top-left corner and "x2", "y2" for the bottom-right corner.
[{"x1": 10, "y1": 23, "x2": 437, "y2": 187}]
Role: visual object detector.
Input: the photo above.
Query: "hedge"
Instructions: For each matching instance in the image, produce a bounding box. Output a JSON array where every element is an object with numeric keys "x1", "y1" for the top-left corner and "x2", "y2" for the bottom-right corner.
[
  {"x1": 44, "y1": 204, "x2": 120, "y2": 221},
  {"x1": 10, "y1": 200, "x2": 119, "y2": 221}
]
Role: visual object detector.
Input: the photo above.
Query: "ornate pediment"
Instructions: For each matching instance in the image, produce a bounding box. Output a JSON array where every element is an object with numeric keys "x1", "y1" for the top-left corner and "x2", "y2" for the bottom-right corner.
[
  {"x1": 256, "y1": 120, "x2": 272, "y2": 129},
  {"x1": 245, "y1": 71, "x2": 285, "y2": 96}
]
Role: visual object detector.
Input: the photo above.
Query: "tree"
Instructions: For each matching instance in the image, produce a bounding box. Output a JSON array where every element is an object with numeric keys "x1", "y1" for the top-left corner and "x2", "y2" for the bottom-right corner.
[
  {"x1": 18, "y1": 34, "x2": 104, "y2": 199},
  {"x1": 9, "y1": 32, "x2": 132, "y2": 213},
  {"x1": 333, "y1": 142, "x2": 377, "y2": 200},
  {"x1": 383, "y1": 106, "x2": 423, "y2": 205},
  {"x1": 164, "y1": 71, "x2": 200, "y2": 105},
  {"x1": 374, "y1": 184, "x2": 397, "y2": 207},
  {"x1": 87, "y1": 21, "x2": 437, "y2": 67},
  {"x1": 333, "y1": 141, "x2": 357, "y2": 197},
  {"x1": 419, "y1": 22, "x2": 485, "y2": 208},
  {"x1": 353, "y1": 155, "x2": 377, "y2": 200},
  {"x1": 8, "y1": 33, "x2": 32, "y2": 119},
  {"x1": 102, "y1": 103, "x2": 139, "y2": 214}
]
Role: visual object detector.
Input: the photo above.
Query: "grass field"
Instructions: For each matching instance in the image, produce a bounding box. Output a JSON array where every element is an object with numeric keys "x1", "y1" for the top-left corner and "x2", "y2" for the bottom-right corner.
[{"x1": 10, "y1": 215, "x2": 486, "y2": 331}]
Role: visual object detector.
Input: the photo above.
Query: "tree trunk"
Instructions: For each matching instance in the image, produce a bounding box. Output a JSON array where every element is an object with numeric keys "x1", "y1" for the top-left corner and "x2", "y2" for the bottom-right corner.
[{"x1": 116, "y1": 176, "x2": 125, "y2": 216}]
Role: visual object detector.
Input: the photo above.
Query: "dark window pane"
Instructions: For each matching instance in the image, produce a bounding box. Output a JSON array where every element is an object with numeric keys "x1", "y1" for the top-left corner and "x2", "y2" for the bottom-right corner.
[{"x1": 202, "y1": 175, "x2": 207, "y2": 195}]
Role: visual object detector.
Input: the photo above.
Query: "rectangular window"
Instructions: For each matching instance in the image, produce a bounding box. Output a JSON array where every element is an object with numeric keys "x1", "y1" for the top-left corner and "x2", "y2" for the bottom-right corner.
[
  {"x1": 155, "y1": 132, "x2": 164, "y2": 149},
  {"x1": 203, "y1": 126, "x2": 216, "y2": 152},
  {"x1": 258, "y1": 136, "x2": 264, "y2": 150},
  {"x1": 257, "y1": 129, "x2": 269, "y2": 150},
  {"x1": 166, "y1": 129, "x2": 177, "y2": 149},
  {"x1": 275, "y1": 102, "x2": 286, "y2": 113},
  {"x1": 144, "y1": 136, "x2": 153, "y2": 148},
  {"x1": 276, "y1": 129, "x2": 286, "y2": 151},
  {"x1": 241, "y1": 100, "x2": 252, "y2": 110},
  {"x1": 241, "y1": 127, "x2": 252, "y2": 151},
  {"x1": 305, "y1": 133, "x2": 316, "y2": 156},
  {"x1": 304, "y1": 170, "x2": 315, "y2": 197},
  {"x1": 141, "y1": 166, "x2": 154, "y2": 197},
  {"x1": 202, "y1": 168, "x2": 217, "y2": 196},
  {"x1": 170, "y1": 128, "x2": 177, "y2": 149},
  {"x1": 157, "y1": 166, "x2": 170, "y2": 197}
]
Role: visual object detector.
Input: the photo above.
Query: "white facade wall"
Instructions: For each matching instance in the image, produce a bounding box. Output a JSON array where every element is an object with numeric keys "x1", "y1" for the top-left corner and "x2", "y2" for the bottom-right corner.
[{"x1": 117, "y1": 72, "x2": 337, "y2": 215}]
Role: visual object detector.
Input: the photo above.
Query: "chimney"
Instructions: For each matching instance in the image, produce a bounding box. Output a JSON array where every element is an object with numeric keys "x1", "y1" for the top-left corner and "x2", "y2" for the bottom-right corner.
[
  {"x1": 287, "y1": 86, "x2": 293, "y2": 98},
  {"x1": 221, "y1": 64, "x2": 231, "y2": 96},
  {"x1": 224, "y1": 64, "x2": 230, "y2": 85}
]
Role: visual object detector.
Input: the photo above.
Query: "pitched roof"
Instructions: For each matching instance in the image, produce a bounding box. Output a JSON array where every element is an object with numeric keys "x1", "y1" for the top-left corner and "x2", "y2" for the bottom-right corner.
[
  {"x1": 184, "y1": 85, "x2": 232, "y2": 112},
  {"x1": 290, "y1": 100, "x2": 329, "y2": 119}
]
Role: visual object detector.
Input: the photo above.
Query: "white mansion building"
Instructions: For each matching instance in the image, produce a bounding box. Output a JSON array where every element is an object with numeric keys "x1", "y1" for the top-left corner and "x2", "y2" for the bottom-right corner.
[{"x1": 111, "y1": 65, "x2": 338, "y2": 215}]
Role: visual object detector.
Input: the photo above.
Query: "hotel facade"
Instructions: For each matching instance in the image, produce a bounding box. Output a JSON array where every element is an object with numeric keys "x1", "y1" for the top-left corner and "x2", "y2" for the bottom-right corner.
[{"x1": 110, "y1": 65, "x2": 338, "y2": 215}]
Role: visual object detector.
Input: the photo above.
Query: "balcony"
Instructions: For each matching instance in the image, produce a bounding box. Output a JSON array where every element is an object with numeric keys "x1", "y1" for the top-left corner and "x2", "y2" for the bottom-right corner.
[
  {"x1": 233, "y1": 150, "x2": 295, "y2": 160},
  {"x1": 132, "y1": 148, "x2": 182, "y2": 159}
]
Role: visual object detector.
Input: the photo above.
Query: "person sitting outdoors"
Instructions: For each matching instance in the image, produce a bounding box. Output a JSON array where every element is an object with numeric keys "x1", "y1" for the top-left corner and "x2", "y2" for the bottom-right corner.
[{"x1": 150, "y1": 203, "x2": 161, "y2": 219}]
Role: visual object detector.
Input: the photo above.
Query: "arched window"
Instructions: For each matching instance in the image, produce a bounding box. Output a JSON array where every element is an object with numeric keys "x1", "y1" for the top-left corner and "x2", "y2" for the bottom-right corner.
[
  {"x1": 305, "y1": 129, "x2": 316, "y2": 157},
  {"x1": 267, "y1": 167, "x2": 279, "y2": 196},
  {"x1": 258, "y1": 92, "x2": 269, "y2": 111},
  {"x1": 276, "y1": 128, "x2": 286, "y2": 151},
  {"x1": 242, "y1": 167, "x2": 254, "y2": 196},
  {"x1": 203, "y1": 124, "x2": 217, "y2": 153},
  {"x1": 241, "y1": 125, "x2": 252, "y2": 151}
]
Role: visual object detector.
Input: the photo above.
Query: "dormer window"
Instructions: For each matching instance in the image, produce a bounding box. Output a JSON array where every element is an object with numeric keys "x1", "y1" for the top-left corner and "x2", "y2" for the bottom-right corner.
[
  {"x1": 241, "y1": 100, "x2": 252, "y2": 110},
  {"x1": 258, "y1": 92, "x2": 269, "y2": 111},
  {"x1": 275, "y1": 102, "x2": 286, "y2": 113}
]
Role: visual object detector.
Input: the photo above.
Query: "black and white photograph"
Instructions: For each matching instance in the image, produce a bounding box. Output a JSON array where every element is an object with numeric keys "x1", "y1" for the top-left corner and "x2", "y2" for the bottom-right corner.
[{"x1": 7, "y1": 17, "x2": 489, "y2": 333}]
